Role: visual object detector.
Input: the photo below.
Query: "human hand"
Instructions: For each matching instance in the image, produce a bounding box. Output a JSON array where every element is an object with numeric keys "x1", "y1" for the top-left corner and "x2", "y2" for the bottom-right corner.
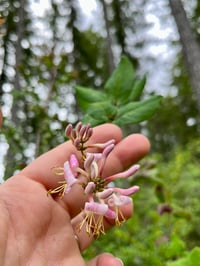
[{"x1": 0, "y1": 123, "x2": 150, "y2": 266}]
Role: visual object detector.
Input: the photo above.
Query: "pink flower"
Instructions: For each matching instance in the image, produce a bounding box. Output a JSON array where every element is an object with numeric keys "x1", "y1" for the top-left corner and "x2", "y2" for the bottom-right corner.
[
  {"x1": 69, "y1": 154, "x2": 79, "y2": 177},
  {"x1": 105, "y1": 164, "x2": 140, "y2": 183},
  {"x1": 63, "y1": 160, "x2": 78, "y2": 193},
  {"x1": 49, "y1": 123, "x2": 141, "y2": 237}
]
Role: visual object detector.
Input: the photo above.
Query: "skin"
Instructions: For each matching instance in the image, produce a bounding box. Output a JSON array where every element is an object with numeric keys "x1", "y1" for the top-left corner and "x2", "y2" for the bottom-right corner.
[{"x1": 0, "y1": 111, "x2": 150, "y2": 266}]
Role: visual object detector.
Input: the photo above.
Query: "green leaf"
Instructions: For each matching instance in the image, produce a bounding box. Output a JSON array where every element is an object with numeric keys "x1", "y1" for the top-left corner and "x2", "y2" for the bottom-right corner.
[
  {"x1": 117, "y1": 95, "x2": 162, "y2": 116},
  {"x1": 167, "y1": 247, "x2": 200, "y2": 266},
  {"x1": 189, "y1": 247, "x2": 200, "y2": 266},
  {"x1": 166, "y1": 257, "x2": 188, "y2": 266},
  {"x1": 104, "y1": 56, "x2": 135, "y2": 105},
  {"x1": 80, "y1": 114, "x2": 101, "y2": 127},
  {"x1": 86, "y1": 101, "x2": 118, "y2": 123},
  {"x1": 129, "y1": 76, "x2": 146, "y2": 101},
  {"x1": 113, "y1": 95, "x2": 162, "y2": 126},
  {"x1": 73, "y1": 85, "x2": 107, "y2": 112}
]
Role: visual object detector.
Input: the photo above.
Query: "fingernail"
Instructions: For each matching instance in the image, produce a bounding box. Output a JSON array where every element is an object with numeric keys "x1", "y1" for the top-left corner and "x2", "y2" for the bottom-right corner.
[{"x1": 116, "y1": 258, "x2": 124, "y2": 266}]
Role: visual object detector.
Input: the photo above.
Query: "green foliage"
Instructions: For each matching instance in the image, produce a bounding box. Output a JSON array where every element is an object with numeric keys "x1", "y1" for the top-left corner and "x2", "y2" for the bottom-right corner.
[
  {"x1": 72, "y1": 86, "x2": 107, "y2": 112},
  {"x1": 167, "y1": 247, "x2": 200, "y2": 266},
  {"x1": 74, "y1": 56, "x2": 162, "y2": 126}
]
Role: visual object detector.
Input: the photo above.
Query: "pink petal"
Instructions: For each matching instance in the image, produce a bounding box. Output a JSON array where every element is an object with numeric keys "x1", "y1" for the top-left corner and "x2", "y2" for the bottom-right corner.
[
  {"x1": 85, "y1": 202, "x2": 108, "y2": 215},
  {"x1": 97, "y1": 188, "x2": 113, "y2": 199},
  {"x1": 69, "y1": 154, "x2": 79, "y2": 176},
  {"x1": 102, "y1": 143, "x2": 115, "y2": 157},
  {"x1": 86, "y1": 152, "x2": 103, "y2": 161},
  {"x1": 84, "y1": 182, "x2": 96, "y2": 194},
  {"x1": 105, "y1": 164, "x2": 140, "y2": 182},
  {"x1": 108, "y1": 194, "x2": 133, "y2": 207},
  {"x1": 64, "y1": 161, "x2": 77, "y2": 189},
  {"x1": 113, "y1": 186, "x2": 140, "y2": 196},
  {"x1": 84, "y1": 154, "x2": 95, "y2": 171},
  {"x1": 98, "y1": 144, "x2": 114, "y2": 175},
  {"x1": 89, "y1": 139, "x2": 115, "y2": 149}
]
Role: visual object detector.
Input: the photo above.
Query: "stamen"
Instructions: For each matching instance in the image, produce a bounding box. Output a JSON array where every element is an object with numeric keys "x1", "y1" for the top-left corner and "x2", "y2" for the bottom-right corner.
[
  {"x1": 47, "y1": 181, "x2": 67, "y2": 197},
  {"x1": 52, "y1": 166, "x2": 64, "y2": 176},
  {"x1": 115, "y1": 206, "x2": 126, "y2": 226},
  {"x1": 78, "y1": 212, "x2": 106, "y2": 238}
]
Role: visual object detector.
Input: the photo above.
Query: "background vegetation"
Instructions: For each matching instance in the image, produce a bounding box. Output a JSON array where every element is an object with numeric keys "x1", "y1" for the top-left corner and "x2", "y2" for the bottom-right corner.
[{"x1": 0, "y1": 0, "x2": 200, "y2": 265}]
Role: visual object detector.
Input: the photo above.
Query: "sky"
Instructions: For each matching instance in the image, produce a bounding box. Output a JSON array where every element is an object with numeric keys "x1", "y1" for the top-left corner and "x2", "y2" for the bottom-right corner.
[{"x1": 78, "y1": 0, "x2": 97, "y2": 16}]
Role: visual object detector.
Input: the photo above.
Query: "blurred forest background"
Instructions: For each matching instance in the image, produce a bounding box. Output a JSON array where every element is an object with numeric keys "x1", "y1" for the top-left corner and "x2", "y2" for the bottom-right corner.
[{"x1": 0, "y1": 0, "x2": 200, "y2": 265}]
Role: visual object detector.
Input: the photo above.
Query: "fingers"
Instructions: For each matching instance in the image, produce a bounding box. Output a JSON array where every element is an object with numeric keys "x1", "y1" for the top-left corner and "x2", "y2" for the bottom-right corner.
[
  {"x1": 86, "y1": 253, "x2": 124, "y2": 266},
  {"x1": 103, "y1": 133, "x2": 150, "y2": 178}
]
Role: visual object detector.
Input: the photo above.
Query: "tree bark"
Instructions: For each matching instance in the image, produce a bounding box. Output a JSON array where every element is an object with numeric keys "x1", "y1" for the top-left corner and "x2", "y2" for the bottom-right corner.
[
  {"x1": 101, "y1": 0, "x2": 115, "y2": 74},
  {"x1": 169, "y1": 0, "x2": 200, "y2": 114},
  {"x1": 4, "y1": 0, "x2": 26, "y2": 178}
]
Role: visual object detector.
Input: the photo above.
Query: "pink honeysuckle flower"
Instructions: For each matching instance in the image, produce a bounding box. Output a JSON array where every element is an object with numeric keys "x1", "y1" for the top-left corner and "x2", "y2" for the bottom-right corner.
[
  {"x1": 102, "y1": 143, "x2": 115, "y2": 157},
  {"x1": 88, "y1": 139, "x2": 115, "y2": 149},
  {"x1": 85, "y1": 201, "x2": 109, "y2": 215},
  {"x1": 106, "y1": 193, "x2": 134, "y2": 226},
  {"x1": 113, "y1": 185, "x2": 140, "y2": 196},
  {"x1": 108, "y1": 194, "x2": 133, "y2": 207},
  {"x1": 84, "y1": 143, "x2": 114, "y2": 178},
  {"x1": 84, "y1": 181, "x2": 96, "y2": 194},
  {"x1": 96, "y1": 188, "x2": 114, "y2": 199},
  {"x1": 84, "y1": 202, "x2": 116, "y2": 219},
  {"x1": 105, "y1": 164, "x2": 140, "y2": 183},
  {"x1": 49, "y1": 123, "x2": 141, "y2": 237},
  {"x1": 69, "y1": 154, "x2": 79, "y2": 176},
  {"x1": 80, "y1": 201, "x2": 116, "y2": 237},
  {"x1": 64, "y1": 160, "x2": 78, "y2": 193},
  {"x1": 83, "y1": 154, "x2": 95, "y2": 174},
  {"x1": 78, "y1": 150, "x2": 140, "y2": 234},
  {"x1": 90, "y1": 160, "x2": 99, "y2": 180},
  {"x1": 98, "y1": 143, "x2": 115, "y2": 175},
  {"x1": 86, "y1": 152, "x2": 103, "y2": 161}
]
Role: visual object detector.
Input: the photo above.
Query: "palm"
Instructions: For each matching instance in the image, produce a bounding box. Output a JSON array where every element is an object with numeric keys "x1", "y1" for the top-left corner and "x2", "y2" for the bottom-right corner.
[{"x1": 1, "y1": 176, "x2": 82, "y2": 265}]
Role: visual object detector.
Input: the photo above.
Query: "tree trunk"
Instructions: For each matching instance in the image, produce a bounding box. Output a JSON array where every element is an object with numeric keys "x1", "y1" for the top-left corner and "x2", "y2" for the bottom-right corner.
[
  {"x1": 100, "y1": 0, "x2": 115, "y2": 74},
  {"x1": 4, "y1": 0, "x2": 26, "y2": 178},
  {"x1": 169, "y1": 0, "x2": 200, "y2": 114}
]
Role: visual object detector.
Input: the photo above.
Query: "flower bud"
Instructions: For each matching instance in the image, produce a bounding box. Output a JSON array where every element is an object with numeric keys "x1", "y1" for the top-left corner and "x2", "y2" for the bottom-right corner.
[
  {"x1": 97, "y1": 188, "x2": 113, "y2": 199},
  {"x1": 106, "y1": 164, "x2": 140, "y2": 182},
  {"x1": 65, "y1": 124, "x2": 73, "y2": 138},
  {"x1": 114, "y1": 186, "x2": 140, "y2": 196},
  {"x1": 84, "y1": 181, "x2": 96, "y2": 194},
  {"x1": 75, "y1": 121, "x2": 83, "y2": 132}
]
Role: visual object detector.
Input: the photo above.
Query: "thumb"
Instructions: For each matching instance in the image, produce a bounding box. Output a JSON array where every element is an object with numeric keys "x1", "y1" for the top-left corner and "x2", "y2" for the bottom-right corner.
[{"x1": 86, "y1": 253, "x2": 124, "y2": 266}]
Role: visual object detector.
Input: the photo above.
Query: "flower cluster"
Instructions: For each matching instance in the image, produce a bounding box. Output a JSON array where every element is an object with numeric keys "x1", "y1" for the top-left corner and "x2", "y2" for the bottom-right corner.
[{"x1": 48, "y1": 122, "x2": 140, "y2": 238}]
